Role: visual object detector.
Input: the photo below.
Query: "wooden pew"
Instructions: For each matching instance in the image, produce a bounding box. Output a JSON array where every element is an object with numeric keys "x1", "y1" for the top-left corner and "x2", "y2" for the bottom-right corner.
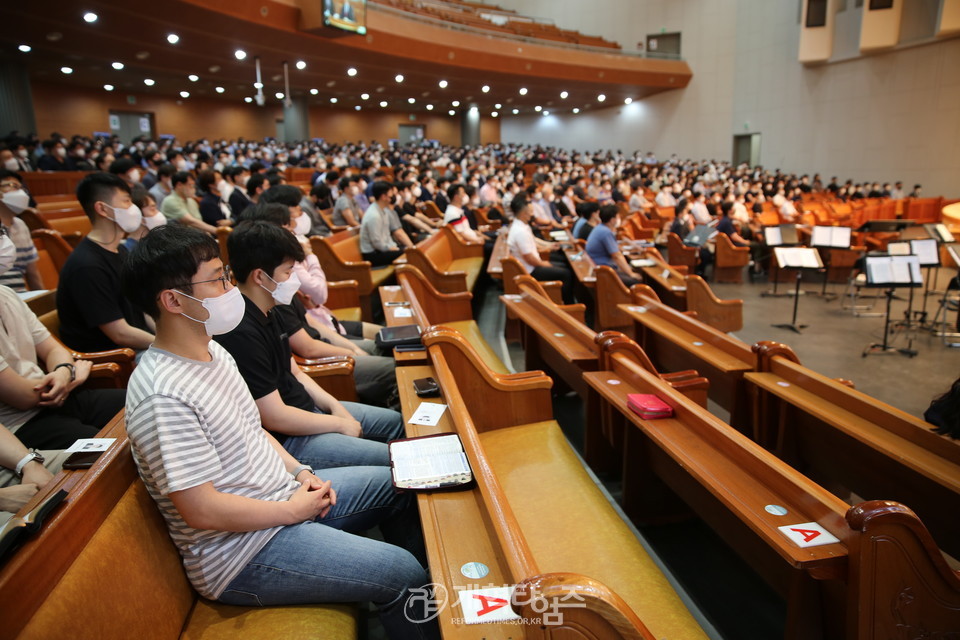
[
  {"x1": 685, "y1": 274, "x2": 743, "y2": 333},
  {"x1": 30, "y1": 229, "x2": 74, "y2": 289},
  {"x1": 401, "y1": 327, "x2": 711, "y2": 640},
  {"x1": 634, "y1": 251, "x2": 689, "y2": 311},
  {"x1": 312, "y1": 227, "x2": 395, "y2": 322},
  {"x1": 20, "y1": 170, "x2": 91, "y2": 197},
  {"x1": 0, "y1": 414, "x2": 357, "y2": 640},
  {"x1": 747, "y1": 340, "x2": 960, "y2": 560},
  {"x1": 401, "y1": 226, "x2": 484, "y2": 294},
  {"x1": 594, "y1": 265, "x2": 649, "y2": 332},
  {"x1": 619, "y1": 293, "x2": 755, "y2": 427}
]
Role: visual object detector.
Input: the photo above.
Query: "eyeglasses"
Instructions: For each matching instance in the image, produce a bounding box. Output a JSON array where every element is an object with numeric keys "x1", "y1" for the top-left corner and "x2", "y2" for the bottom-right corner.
[
  {"x1": 174, "y1": 265, "x2": 232, "y2": 291},
  {"x1": 0, "y1": 181, "x2": 22, "y2": 191}
]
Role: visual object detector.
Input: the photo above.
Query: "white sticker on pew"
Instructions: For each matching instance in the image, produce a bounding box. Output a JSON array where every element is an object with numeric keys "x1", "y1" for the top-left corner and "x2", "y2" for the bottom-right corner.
[
  {"x1": 765, "y1": 504, "x2": 788, "y2": 516},
  {"x1": 777, "y1": 381, "x2": 790, "y2": 388},
  {"x1": 629, "y1": 306, "x2": 647, "y2": 313},
  {"x1": 393, "y1": 307, "x2": 413, "y2": 318},
  {"x1": 502, "y1": 294, "x2": 522, "y2": 301},
  {"x1": 692, "y1": 341, "x2": 704, "y2": 347},
  {"x1": 383, "y1": 285, "x2": 401, "y2": 292},
  {"x1": 461, "y1": 561, "x2": 490, "y2": 580},
  {"x1": 607, "y1": 379, "x2": 620, "y2": 385},
  {"x1": 778, "y1": 522, "x2": 840, "y2": 548},
  {"x1": 64, "y1": 437, "x2": 116, "y2": 453},
  {"x1": 554, "y1": 332, "x2": 565, "y2": 337},
  {"x1": 408, "y1": 403, "x2": 448, "y2": 426},
  {"x1": 458, "y1": 587, "x2": 520, "y2": 624}
]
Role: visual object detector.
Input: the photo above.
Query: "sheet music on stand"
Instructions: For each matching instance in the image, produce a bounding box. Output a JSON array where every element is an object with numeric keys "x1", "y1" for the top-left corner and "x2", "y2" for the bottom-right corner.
[
  {"x1": 773, "y1": 247, "x2": 823, "y2": 270},
  {"x1": 763, "y1": 224, "x2": 800, "y2": 247},
  {"x1": 887, "y1": 242, "x2": 911, "y2": 256},
  {"x1": 947, "y1": 243, "x2": 960, "y2": 267},
  {"x1": 910, "y1": 238, "x2": 940, "y2": 267},
  {"x1": 864, "y1": 255, "x2": 923, "y2": 288},
  {"x1": 810, "y1": 226, "x2": 851, "y2": 248},
  {"x1": 925, "y1": 223, "x2": 955, "y2": 244}
]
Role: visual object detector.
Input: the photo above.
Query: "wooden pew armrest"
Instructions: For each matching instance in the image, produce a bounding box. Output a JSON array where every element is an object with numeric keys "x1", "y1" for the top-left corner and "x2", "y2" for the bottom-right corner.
[
  {"x1": 71, "y1": 347, "x2": 136, "y2": 386},
  {"x1": 559, "y1": 303, "x2": 588, "y2": 324},
  {"x1": 326, "y1": 280, "x2": 361, "y2": 309},
  {"x1": 541, "y1": 281, "x2": 564, "y2": 305},
  {"x1": 298, "y1": 356, "x2": 357, "y2": 402}
]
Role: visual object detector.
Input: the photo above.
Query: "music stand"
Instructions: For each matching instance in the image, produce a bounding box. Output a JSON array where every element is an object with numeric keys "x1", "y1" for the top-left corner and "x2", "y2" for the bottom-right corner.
[
  {"x1": 856, "y1": 220, "x2": 916, "y2": 233},
  {"x1": 684, "y1": 224, "x2": 717, "y2": 247},
  {"x1": 861, "y1": 255, "x2": 923, "y2": 357},
  {"x1": 809, "y1": 225, "x2": 852, "y2": 301},
  {"x1": 910, "y1": 238, "x2": 940, "y2": 327},
  {"x1": 761, "y1": 225, "x2": 802, "y2": 298},
  {"x1": 771, "y1": 247, "x2": 823, "y2": 334}
]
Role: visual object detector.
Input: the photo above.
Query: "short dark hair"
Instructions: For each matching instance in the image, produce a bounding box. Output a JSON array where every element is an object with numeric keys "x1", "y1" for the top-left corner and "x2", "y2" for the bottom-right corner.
[
  {"x1": 236, "y1": 202, "x2": 291, "y2": 227},
  {"x1": 324, "y1": 171, "x2": 340, "y2": 184},
  {"x1": 0, "y1": 168, "x2": 23, "y2": 184},
  {"x1": 338, "y1": 176, "x2": 354, "y2": 191},
  {"x1": 598, "y1": 204, "x2": 619, "y2": 224},
  {"x1": 247, "y1": 173, "x2": 267, "y2": 196},
  {"x1": 227, "y1": 220, "x2": 305, "y2": 283},
  {"x1": 171, "y1": 171, "x2": 194, "y2": 187},
  {"x1": 121, "y1": 224, "x2": 220, "y2": 319},
  {"x1": 310, "y1": 183, "x2": 331, "y2": 200},
  {"x1": 197, "y1": 169, "x2": 218, "y2": 192},
  {"x1": 266, "y1": 173, "x2": 283, "y2": 187},
  {"x1": 576, "y1": 201, "x2": 599, "y2": 219},
  {"x1": 261, "y1": 184, "x2": 303, "y2": 208},
  {"x1": 446, "y1": 183, "x2": 464, "y2": 201},
  {"x1": 109, "y1": 158, "x2": 136, "y2": 175},
  {"x1": 510, "y1": 194, "x2": 528, "y2": 216},
  {"x1": 76, "y1": 172, "x2": 131, "y2": 221},
  {"x1": 371, "y1": 180, "x2": 393, "y2": 201},
  {"x1": 156, "y1": 163, "x2": 176, "y2": 179}
]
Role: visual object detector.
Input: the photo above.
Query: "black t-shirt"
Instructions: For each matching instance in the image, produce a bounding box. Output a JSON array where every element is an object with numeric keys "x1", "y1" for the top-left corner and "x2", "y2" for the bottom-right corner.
[
  {"x1": 213, "y1": 295, "x2": 315, "y2": 442},
  {"x1": 56, "y1": 238, "x2": 150, "y2": 352}
]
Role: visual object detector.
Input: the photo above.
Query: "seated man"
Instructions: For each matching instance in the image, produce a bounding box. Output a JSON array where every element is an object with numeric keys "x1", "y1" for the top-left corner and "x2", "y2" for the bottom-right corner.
[
  {"x1": 332, "y1": 176, "x2": 363, "y2": 227},
  {"x1": 584, "y1": 205, "x2": 641, "y2": 286},
  {"x1": 215, "y1": 220, "x2": 404, "y2": 469},
  {"x1": 360, "y1": 181, "x2": 412, "y2": 267},
  {"x1": 443, "y1": 183, "x2": 483, "y2": 244},
  {"x1": 56, "y1": 172, "x2": 156, "y2": 354},
  {"x1": 573, "y1": 201, "x2": 600, "y2": 242},
  {"x1": 0, "y1": 421, "x2": 67, "y2": 527},
  {"x1": 0, "y1": 169, "x2": 43, "y2": 292},
  {"x1": 197, "y1": 169, "x2": 234, "y2": 228},
  {"x1": 120, "y1": 225, "x2": 435, "y2": 639},
  {"x1": 160, "y1": 171, "x2": 218, "y2": 235},
  {"x1": 507, "y1": 195, "x2": 575, "y2": 304}
]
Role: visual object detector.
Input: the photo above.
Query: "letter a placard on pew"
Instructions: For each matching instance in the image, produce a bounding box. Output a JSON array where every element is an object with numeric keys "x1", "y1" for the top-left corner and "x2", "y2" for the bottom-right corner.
[
  {"x1": 458, "y1": 587, "x2": 521, "y2": 624},
  {"x1": 777, "y1": 522, "x2": 840, "y2": 548}
]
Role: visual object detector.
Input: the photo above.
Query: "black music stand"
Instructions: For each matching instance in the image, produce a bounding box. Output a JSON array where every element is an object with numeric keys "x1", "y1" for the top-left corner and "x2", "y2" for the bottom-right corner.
[
  {"x1": 809, "y1": 225, "x2": 852, "y2": 302},
  {"x1": 771, "y1": 247, "x2": 823, "y2": 334},
  {"x1": 861, "y1": 255, "x2": 923, "y2": 358},
  {"x1": 761, "y1": 225, "x2": 802, "y2": 298},
  {"x1": 856, "y1": 220, "x2": 916, "y2": 234}
]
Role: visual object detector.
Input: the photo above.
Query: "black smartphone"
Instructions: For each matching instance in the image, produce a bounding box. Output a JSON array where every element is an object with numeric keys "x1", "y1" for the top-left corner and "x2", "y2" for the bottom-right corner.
[
  {"x1": 413, "y1": 377, "x2": 440, "y2": 397},
  {"x1": 62, "y1": 451, "x2": 104, "y2": 470},
  {"x1": 395, "y1": 344, "x2": 426, "y2": 353}
]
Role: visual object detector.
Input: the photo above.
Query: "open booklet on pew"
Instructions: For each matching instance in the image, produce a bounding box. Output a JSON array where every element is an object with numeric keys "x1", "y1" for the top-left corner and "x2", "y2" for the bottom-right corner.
[
  {"x1": 389, "y1": 433, "x2": 473, "y2": 491},
  {"x1": 0, "y1": 489, "x2": 68, "y2": 563}
]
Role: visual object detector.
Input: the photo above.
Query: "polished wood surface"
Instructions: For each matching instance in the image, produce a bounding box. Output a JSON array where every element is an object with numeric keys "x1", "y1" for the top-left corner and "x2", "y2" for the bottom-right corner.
[
  {"x1": 713, "y1": 233, "x2": 750, "y2": 283},
  {"x1": 684, "y1": 275, "x2": 744, "y2": 333},
  {"x1": 400, "y1": 226, "x2": 484, "y2": 294}
]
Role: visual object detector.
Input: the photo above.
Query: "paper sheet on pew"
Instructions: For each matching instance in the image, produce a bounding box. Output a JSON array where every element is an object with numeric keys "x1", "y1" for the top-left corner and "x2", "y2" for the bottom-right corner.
[
  {"x1": 392, "y1": 307, "x2": 413, "y2": 318},
  {"x1": 408, "y1": 402, "x2": 448, "y2": 426},
  {"x1": 777, "y1": 522, "x2": 841, "y2": 548},
  {"x1": 458, "y1": 587, "x2": 521, "y2": 624},
  {"x1": 64, "y1": 438, "x2": 116, "y2": 453}
]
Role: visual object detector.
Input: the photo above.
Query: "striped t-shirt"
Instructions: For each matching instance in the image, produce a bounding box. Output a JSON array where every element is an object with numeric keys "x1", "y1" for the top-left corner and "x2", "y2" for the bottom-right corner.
[
  {"x1": 0, "y1": 218, "x2": 39, "y2": 292},
  {"x1": 125, "y1": 341, "x2": 300, "y2": 599}
]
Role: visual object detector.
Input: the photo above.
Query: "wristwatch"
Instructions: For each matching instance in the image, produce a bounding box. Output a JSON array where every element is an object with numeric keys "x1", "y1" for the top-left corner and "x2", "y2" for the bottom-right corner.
[
  {"x1": 15, "y1": 451, "x2": 45, "y2": 477},
  {"x1": 291, "y1": 464, "x2": 314, "y2": 479},
  {"x1": 54, "y1": 362, "x2": 76, "y2": 382}
]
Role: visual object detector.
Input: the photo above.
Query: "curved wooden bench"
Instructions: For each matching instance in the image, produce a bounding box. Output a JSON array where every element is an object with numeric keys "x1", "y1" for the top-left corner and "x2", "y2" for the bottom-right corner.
[
  {"x1": 312, "y1": 228, "x2": 395, "y2": 322},
  {"x1": 684, "y1": 274, "x2": 743, "y2": 333},
  {"x1": 402, "y1": 227, "x2": 484, "y2": 294}
]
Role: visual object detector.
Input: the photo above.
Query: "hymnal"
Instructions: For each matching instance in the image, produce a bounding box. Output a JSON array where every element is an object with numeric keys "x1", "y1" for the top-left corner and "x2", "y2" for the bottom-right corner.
[
  {"x1": 627, "y1": 393, "x2": 674, "y2": 419},
  {"x1": 389, "y1": 433, "x2": 472, "y2": 490},
  {"x1": 0, "y1": 489, "x2": 68, "y2": 562}
]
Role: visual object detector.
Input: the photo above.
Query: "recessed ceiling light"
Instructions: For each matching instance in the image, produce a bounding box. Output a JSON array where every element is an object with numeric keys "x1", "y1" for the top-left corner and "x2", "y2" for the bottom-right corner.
[
  {"x1": 624, "y1": 97, "x2": 633, "y2": 104},
  {"x1": 111, "y1": 62, "x2": 124, "y2": 70},
  {"x1": 136, "y1": 51, "x2": 150, "y2": 60},
  {"x1": 244, "y1": 96, "x2": 253, "y2": 103},
  {"x1": 597, "y1": 94, "x2": 606, "y2": 102},
  {"x1": 83, "y1": 12, "x2": 98, "y2": 23},
  {"x1": 448, "y1": 109, "x2": 455, "y2": 116},
  {"x1": 380, "y1": 100, "x2": 388, "y2": 107},
  {"x1": 275, "y1": 92, "x2": 284, "y2": 100},
  {"x1": 519, "y1": 87, "x2": 528, "y2": 95},
  {"x1": 572, "y1": 107, "x2": 580, "y2": 114},
  {"x1": 395, "y1": 74, "x2": 404, "y2": 83},
  {"x1": 438, "y1": 80, "x2": 448, "y2": 88},
  {"x1": 144, "y1": 78, "x2": 155, "y2": 86},
  {"x1": 481, "y1": 85, "x2": 490, "y2": 93},
  {"x1": 426, "y1": 104, "x2": 434, "y2": 110},
  {"x1": 18, "y1": 45, "x2": 31, "y2": 53},
  {"x1": 234, "y1": 49, "x2": 247, "y2": 60},
  {"x1": 543, "y1": 110, "x2": 550, "y2": 116},
  {"x1": 103, "y1": 84, "x2": 114, "y2": 91},
  {"x1": 330, "y1": 97, "x2": 338, "y2": 103},
  {"x1": 215, "y1": 86, "x2": 225, "y2": 94},
  {"x1": 296, "y1": 60, "x2": 306, "y2": 70},
  {"x1": 560, "y1": 91, "x2": 569, "y2": 99},
  {"x1": 60, "y1": 66, "x2": 73, "y2": 74},
  {"x1": 326, "y1": 80, "x2": 336, "y2": 88},
  {"x1": 452, "y1": 100, "x2": 460, "y2": 107},
  {"x1": 208, "y1": 65, "x2": 220, "y2": 73},
  {"x1": 180, "y1": 91, "x2": 190, "y2": 98},
  {"x1": 534, "y1": 105, "x2": 542, "y2": 112},
  {"x1": 408, "y1": 97, "x2": 415, "y2": 104},
  {"x1": 254, "y1": 82, "x2": 263, "y2": 89},
  {"x1": 188, "y1": 74, "x2": 199, "y2": 82},
  {"x1": 347, "y1": 67, "x2": 357, "y2": 77},
  {"x1": 355, "y1": 105, "x2": 361, "y2": 111},
  {"x1": 360, "y1": 93, "x2": 369, "y2": 100},
  {"x1": 167, "y1": 33, "x2": 179, "y2": 44},
  {"x1": 495, "y1": 103, "x2": 502, "y2": 109},
  {"x1": 310, "y1": 88, "x2": 318, "y2": 95},
  {"x1": 512, "y1": 108, "x2": 519, "y2": 114},
  {"x1": 46, "y1": 32, "x2": 63, "y2": 42},
  {"x1": 491, "y1": 111, "x2": 498, "y2": 117}
]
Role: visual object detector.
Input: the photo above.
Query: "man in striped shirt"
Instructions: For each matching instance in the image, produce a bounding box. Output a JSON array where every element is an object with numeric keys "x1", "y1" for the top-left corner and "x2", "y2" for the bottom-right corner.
[
  {"x1": 121, "y1": 225, "x2": 437, "y2": 639},
  {"x1": 0, "y1": 170, "x2": 43, "y2": 292}
]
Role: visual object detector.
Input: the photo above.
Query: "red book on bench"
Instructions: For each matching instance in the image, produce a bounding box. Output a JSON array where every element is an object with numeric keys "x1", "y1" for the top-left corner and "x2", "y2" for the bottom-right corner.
[{"x1": 627, "y1": 393, "x2": 674, "y2": 419}]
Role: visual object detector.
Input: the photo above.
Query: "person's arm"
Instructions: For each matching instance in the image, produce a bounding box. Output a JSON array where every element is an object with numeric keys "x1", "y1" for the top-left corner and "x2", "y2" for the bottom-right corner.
[
  {"x1": 293, "y1": 255, "x2": 328, "y2": 307},
  {"x1": 391, "y1": 227, "x2": 415, "y2": 249},
  {"x1": 288, "y1": 327, "x2": 359, "y2": 359},
  {"x1": 289, "y1": 357, "x2": 356, "y2": 420},
  {"x1": 24, "y1": 261, "x2": 44, "y2": 291},
  {"x1": 338, "y1": 201, "x2": 359, "y2": 227},
  {"x1": 178, "y1": 212, "x2": 218, "y2": 235},
  {"x1": 612, "y1": 251, "x2": 640, "y2": 280},
  {"x1": 0, "y1": 423, "x2": 56, "y2": 514},
  {"x1": 299, "y1": 319, "x2": 365, "y2": 354},
  {"x1": 253, "y1": 387, "x2": 361, "y2": 438},
  {"x1": 402, "y1": 213, "x2": 432, "y2": 234},
  {"x1": 99, "y1": 318, "x2": 155, "y2": 350}
]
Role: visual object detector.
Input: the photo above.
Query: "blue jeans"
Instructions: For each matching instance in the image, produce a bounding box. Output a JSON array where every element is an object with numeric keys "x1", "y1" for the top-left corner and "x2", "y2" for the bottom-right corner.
[
  {"x1": 218, "y1": 466, "x2": 438, "y2": 640},
  {"x1": 283, "y1": 401, "x2": 405, "y2": 469}
]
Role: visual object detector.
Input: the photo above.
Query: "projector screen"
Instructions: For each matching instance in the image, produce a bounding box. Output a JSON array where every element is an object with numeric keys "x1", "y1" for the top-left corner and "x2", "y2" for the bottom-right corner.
[{"x1": 324, "y1": 0, "x2": 367, "y2": 34}]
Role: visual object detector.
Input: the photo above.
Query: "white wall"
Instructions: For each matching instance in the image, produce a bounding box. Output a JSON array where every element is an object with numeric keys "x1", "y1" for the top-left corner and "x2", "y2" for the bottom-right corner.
[{"x1": 493, "y1": 0, "x2": 960, "y2": 197}]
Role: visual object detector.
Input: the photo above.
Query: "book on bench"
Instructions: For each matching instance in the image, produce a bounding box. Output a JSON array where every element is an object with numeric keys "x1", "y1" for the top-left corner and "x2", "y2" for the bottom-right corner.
[
  {"x1": 0, "y1": 488, "x2": 68, "y2": 563},
  {"x1": 388, "y1": 433, "x2": 473, "y2": 491},
  {"x1": 627, "y1": 393, "x2": 674, "y2": 419}
]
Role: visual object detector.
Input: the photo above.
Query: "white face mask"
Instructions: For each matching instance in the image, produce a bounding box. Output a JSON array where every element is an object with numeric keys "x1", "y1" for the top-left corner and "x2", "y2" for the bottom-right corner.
[
  {"x1": 128, "y1": 169, "x2": 141, "y2": 183},
  {"x1": 55, "y1": 147, "x2": 66, "y2": 158},
  {"x1": 217, "y1": 179, "x2": 234, "y2": 201},
  {"x1": 143, "y1": 214, "x2": 166, "y2": 230},
  {"x1": 412, "y1": 186, "x2": 422, "y2": 198},
  {"x1": 293, "y1": 213, "x2": 311, "y2": 237},
  {"x1": 17, "y1": 150, "x2": 28, "y2": 159},
  {"x1": 175, "y1": 285, "x2": 244, "y2": 336},
  {"x1": 175, "y1": 159, "x2": 188, "y2": 171},
  {"x1": 262, "y1": 271, "x2": 301, "y2": 305},
  {"x1": 0, "y1": 234, "x2": 15, "y2": 275},
  {"x1": 2, "y1": 189, "x2": 30, "y2": 214},
  {"x1": 4, "y1": 158, "x2": 19, "y2": 171},
  {"x1": 103, "y1": 202, "x2": 143, "y2": 233}
]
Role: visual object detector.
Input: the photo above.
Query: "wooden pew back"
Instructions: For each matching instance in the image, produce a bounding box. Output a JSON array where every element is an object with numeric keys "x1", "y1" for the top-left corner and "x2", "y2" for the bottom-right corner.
[{"x1": 684, "y1": 275, "x2": 743, "y2": 333}]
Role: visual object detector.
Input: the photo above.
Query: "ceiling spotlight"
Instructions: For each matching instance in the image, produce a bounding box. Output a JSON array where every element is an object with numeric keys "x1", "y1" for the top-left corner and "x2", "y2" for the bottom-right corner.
[
  {"x1": 543, "y1": 110, "x2": 550, "y2": 116},
  {"x1": 597, "y1": 94, "x2": 606, "y2": 102},
  {"x1": 355, "y1": 105, "x2": 361, "y2": 111},
  {"x1": 360, "y1": 93, "x2": 369, "y2": 100},
  {"x1": 215, "y1": 86, "x2": 225, "y2": 94},
  {"x1": 519, "y1": 87, "x2": 528, "y2": 95},
  {"x1": 438, "y1": 80, "x2": 448, "y2": 88},
  {"x1": 534, "y1": 105, "x2": 542, "y2": 112},
  {"x1": 560, "y1": 91, "x2": 568, "y2": 99},
  {"x1": 244, "y1": 96, "x2": 253, "y2": 103},
  {"x1": 234, "y1": 49, "x2": 247, "y2": 60},
  {"x1": 111, "y1": 62, "x2": 124, "y2": 70},
  {"x1": 495, "y1": 103, "x2": 502, "y2": 109},
  {"x1": 180, "y1": 91, "x2": 190, "y2": 98},
  {"x1": 395, "y1": 74, "x2": 404, "y2": 83},
  {"x1": 512, "y1": 108, "x2": 519, "y2": 114},
  {"x1": 452, "y1": 100, "x2": 460, "y2": 107},
  {"x1": 208, "y1": 65, "x2": 220, "y2": 73},
  {"x1": 137, "y1": 51, "x2": 150, "y2": 60},
  {"x1": 426, "y1": 104, "x2": 434, "y2": 110},
  {"x1": 83, "y1": 12, "x2": 98, "y2": 23},
  {"x1": 481, "y1": 85, "x2": 490, "y2": 93},
  {"x1": 330, "y1": 97, "x2": 338, "y2": 103},
  {"x1": 167, "y1": 33, "x2": 179, "y2": 44},
  {"x1": 60, "y1": 66, "x2": 73, "y2": 74},
  {"x1": 448, "y1": 110, "x2": 455, "y2": 116},
  {"x1": 188, "y1": 74, "x2": 199, "y2": 82},
  {"x1": 144, "y1": 78, "x2": 155, "y2": 86},
  {"x1": 624, "y1": 97, "x2": 633, "y2": 104},
  {"x1": 103, "y1": 84, "x2": 114, "y2": 91},
  {"x1": 347, "y1": 67, "x2": 357, "y2": 77},
  {"x1": 491, "y1": 111, "x2": 498, "y2": 117},
  {"x1": 310, "y1": 88, "x2": 319, "y2": 95},
  {"x1": 380, "y1": 100, "x2": 388, "y2": 107},
  {"x1": 275, "y1": 92, "x2": 284, "y2": 100},
  {"x1": 18, "y1": 45, "x2": 31, "y2": 53},
  {"x1": 408, "y1": 97, "x2": 415, "y2": 104},
  {"x1": 572, "y1": 107, "x2": 580, "y2": 114},
  {"x1": 296, "y1": 60, "x2": 306, "y2": 70},
  {"x1": 254, "y1": 82, "x2": 263, "y2": 89}
]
